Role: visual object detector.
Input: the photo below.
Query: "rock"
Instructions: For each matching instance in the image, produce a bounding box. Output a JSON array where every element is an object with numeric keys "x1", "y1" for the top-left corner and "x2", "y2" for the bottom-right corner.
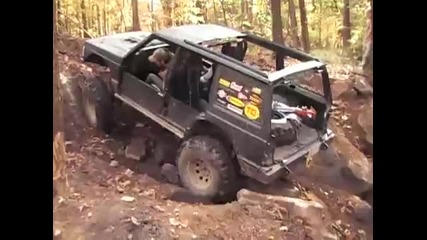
[
  {"x1": 110, "y1": 160, "x2": 119, "y2": 167},
  {"x1": 125, "y1": 137, "x2": 147, "y2": 161},
  {"x1": 346, "y1": 195, "x2": 372, "y2": 223},
  {"x1": 360, "y1": 187, "x2": 373, "y2": 206},
  {"x1": 246, "y1": 178, "x2": 301, "y2": 198},
  {"x1": 124, "y1": 169, "x2": 134, "y2": 177},
  {"x1": 237, "y1": 189, "x2": 324, "y2": 226},
  {"x1": 321, "y1": 231, "x2": 339, "y2": 240},
  {"x1": 357, "y1": 100, "x2": 373, "y2": 144},
  {"x1": 120, "y1": 196, "x2": 135, "y2": 202},
  {"x1": 353, "y1": 77, "x2": 373, "y2": 96},
  {"x1": 154, "y1": 138, "x2": 179, "y2": 165},
  {"x1": 330, "y1": 125, "x2": 373, "y2": 194},
  {"x1": 331, "y1": 80, "x2": 351, "y2": 99},
  {"x1": 289, "y1": 133, "x2": 372, "y2": 196},
  {"x1": 161, "y1": 163, "x2": 180, "y2": 184}
]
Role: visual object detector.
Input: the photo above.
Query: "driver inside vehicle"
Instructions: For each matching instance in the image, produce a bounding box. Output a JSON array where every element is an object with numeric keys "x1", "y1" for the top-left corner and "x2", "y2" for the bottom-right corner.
[{"x1": 146, "y1": 48, "x2": 173, "y2": 91}]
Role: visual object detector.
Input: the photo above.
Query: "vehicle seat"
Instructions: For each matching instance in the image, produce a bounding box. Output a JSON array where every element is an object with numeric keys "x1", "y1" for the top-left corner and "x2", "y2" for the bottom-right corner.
[
  {"x1": 221, "y1": 42, "x2": 246, "y2": 61},
  {"x1": 168, "y1": 50, "x2": 190, "y2": 103},
  {"x1": 146, "y1": 73, "x2": 163, "y2": 91}
]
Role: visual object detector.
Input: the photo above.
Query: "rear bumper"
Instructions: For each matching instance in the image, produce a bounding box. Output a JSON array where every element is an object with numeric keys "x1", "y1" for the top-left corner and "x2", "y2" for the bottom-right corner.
[{"x1": 237, "y1": 129, "x2": 335, "y2": 184}]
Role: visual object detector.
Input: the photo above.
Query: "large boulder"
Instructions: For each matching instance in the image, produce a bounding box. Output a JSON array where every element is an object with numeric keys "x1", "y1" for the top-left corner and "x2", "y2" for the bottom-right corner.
[
  {"x1": 357, "y1": 99, "x2": 373, "y2": 144},
  {"x1": 345, "y1": 195, "x2": 373, "y2": 224},
  {"x1": 331, "y1": 80, "x2": 352, "y2": 99},
  {"x1": 237, "y1": 189, "x2": 325, "y2": 227},
  {"x1": 290, "y1": 125, "x2": 373, "y2": 196},
  {"x1": 330, "y1": 125, "x2": 373, "y2": 194}
]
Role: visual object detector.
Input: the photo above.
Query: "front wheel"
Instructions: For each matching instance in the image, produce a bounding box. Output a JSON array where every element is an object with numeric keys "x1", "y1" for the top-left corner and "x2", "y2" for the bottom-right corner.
[
  {"x1": 81, "y1": 77, "x2": 115, "y2": 133},
  {"x1": 176, "y1": 135, "x2": 240, "y2": 202}
]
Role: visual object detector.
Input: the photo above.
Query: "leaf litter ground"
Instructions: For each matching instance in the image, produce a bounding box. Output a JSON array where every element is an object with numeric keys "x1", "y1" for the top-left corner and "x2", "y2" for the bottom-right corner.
[{"x1": 54, "y1": 34, "x2": 373, "y2": 240}]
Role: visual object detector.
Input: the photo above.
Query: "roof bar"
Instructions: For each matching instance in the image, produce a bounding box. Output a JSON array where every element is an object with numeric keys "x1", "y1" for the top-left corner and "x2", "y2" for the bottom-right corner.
[
  {"x1": 183, "y1": 39, "x2": 269, "y2": 79},
  {"x1": 243, "y1": 32, "x2": 317, "y2": 62}
]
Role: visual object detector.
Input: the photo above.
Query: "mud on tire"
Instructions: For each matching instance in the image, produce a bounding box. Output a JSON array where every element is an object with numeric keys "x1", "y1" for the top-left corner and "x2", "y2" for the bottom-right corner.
[
  {"x1": 176, "y1": 135, "x2": 239, "y2": 202},
  {"x1": 81, "y1": 77, "x2": 115, "y2": 133}
]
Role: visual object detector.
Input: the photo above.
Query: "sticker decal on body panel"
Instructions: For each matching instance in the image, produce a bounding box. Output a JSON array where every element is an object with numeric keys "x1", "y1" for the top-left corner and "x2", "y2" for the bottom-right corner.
[
  {"x1": 244, "y1": 104, "x2": 260, "y2": 120},
  {"x1": 226, "y1": 96, "x2": 245, "y2": 108},
  {"x1": 227, "y1": 104, "x2": 243, "y2": 115}
]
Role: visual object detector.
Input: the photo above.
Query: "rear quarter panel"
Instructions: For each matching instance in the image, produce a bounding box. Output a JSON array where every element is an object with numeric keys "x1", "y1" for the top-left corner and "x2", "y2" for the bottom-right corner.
[{"x1": 204, "y1": 65, "x2": 272, "y2": 165}]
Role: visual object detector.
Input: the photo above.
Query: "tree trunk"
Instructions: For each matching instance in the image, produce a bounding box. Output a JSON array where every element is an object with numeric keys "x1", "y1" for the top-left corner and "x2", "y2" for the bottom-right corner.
[
  {"x1": 271, "y1": 0, "x2": 284, "y2": 70},
  {"x1": 271, "y1": 0, "x2": 284, "y2": 45},
  {"x1": 288, "y1": 0, "x2": 300, "y2": 48},
  {"x1": 160, "y1": 0, "x2": 172, "y2": 27},
  {"x1": 131, "y1": 0, "x2": 141, "y2": 31},
  {"x1": 65, "y1": 3, "x2": 69, "y2": 32},
  {"x1": 318, "y1": 0, "x2": 322, "y2": 46},
  {"x1": 195, "y1": 0, "x2": 205, "y2": 24},
  {"x1": 81, "y1": 0, "x2": 90, "y2": 38},
  {"x1": 240, "y1": 0, "x2": 246, "y2": 24},
  {"x1": 96, "y1": 5, "x2": 102, "y2": 35},
  {"x1": 213, "y1": 0, "x2": 219, "y2": 23},
  {"x1": 117, "y1": 0, "x2": 126, "y2": 32},
  {"x1": 220, "y1": 0, "x2": 228, "y2": 26},
  {"x1": 53, "y1": 0, "x2": 67, "y2": 198},
  {"x1": 103, "y1": 0, "x2": 107, "y2": 34},
  {"x1": 362, "y1": 1, "x2": 373, "y2": 75},
  {"x1": 342, "y1": 0, "x2": 351, "y2": 48},
  {"x1": 247, "y1": 0, "x2": 253, "y2": 23},
  {"x1": 171, "y1": 0, "x2": 175, "y2": 26},
  {"x1": 150, "y1": 0, "x2": 156, "y2": 31},
  {"x1": 298, "y1": 0, "x2": 310, "y2": 52},
  {"x1": 57, "y1": 0, "x2": 64, "y2": 31},
  {"x1": 88, "y1": 0, "x2": 93, "y2": 30}
]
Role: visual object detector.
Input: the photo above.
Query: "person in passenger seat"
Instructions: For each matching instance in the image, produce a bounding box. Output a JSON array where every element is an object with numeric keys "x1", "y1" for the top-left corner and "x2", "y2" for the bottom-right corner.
[{"x1": 146, "y1": 48, "x2": 173, "y2": 90}]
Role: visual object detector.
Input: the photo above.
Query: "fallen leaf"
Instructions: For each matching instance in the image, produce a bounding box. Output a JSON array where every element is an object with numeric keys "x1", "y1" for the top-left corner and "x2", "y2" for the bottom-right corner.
[
  {"x1": 79, "y1": 204, "x2": 89, "y2": 212},
  {"x1": 142, "y1": 189, "x2": 155, "y2": 197},
  {"x1": 124, "y1": 169, "x2": 134, "y2": 177},
  {"x1": 279, "y1": 226, "x2": 288, "y2": 231},
  {"x1": 121, "y1": 196, "x2": 135, "y2": 202},
  {"x1": 58, "y1": 196, "x2": 65, "y2": 204},
  {"x1": 153, "y1": 205, "x2": 165, "y2": 212},
  {"x1": 169, "y1": 217, "x2": 180, "y2": 226},
  {"x1": 130, "y1": 216, "x2": 140, "y2": 226},
  {"x1": 54, "y1": 229, "x2": 61, "y2": 237}
]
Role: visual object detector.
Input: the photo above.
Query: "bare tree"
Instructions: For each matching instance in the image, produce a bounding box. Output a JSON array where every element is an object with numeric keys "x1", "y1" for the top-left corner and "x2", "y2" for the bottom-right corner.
[
  {"x1": 271, "y1": 0, "x2": 284, "y2": 44},
  {"x1": 131, "y1": 0, "x2": 141, "y2": 31},
  {"x1": 362, "y1": 0, "x2": 373, "y2": 74},
  {"x1": 288, "y1": 0, "x2": 300, "y2": 48},
  {"x1": 271, "y1": 0, "x2": 285, "y2": 69},
  {"x1": 81, "y1": 0, "x2": 90, "y2": 38},
  {"x1": 342, "y1": 0, "x2": 351, "y2": 48},
  {"x1": 298, "y1": 0, "x2": 310, "y2": 52},
  {"x1": 53, "y1": 0, "x2": 67, "y2": 197}
]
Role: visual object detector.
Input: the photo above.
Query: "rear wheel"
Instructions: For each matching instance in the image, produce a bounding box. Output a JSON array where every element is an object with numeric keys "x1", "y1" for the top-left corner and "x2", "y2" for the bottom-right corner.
[
  {"x1": 176, "y1": 135, "x2": 239, "y2": 202},
  {"x1": 81, "y1": 77, "x2": 115, "y2": 133}
]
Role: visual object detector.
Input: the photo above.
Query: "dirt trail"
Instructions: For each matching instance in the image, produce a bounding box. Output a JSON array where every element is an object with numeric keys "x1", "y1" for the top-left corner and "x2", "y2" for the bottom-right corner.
[{"x1": 54, "y1": 35, "x2": 373, "y2": 240}]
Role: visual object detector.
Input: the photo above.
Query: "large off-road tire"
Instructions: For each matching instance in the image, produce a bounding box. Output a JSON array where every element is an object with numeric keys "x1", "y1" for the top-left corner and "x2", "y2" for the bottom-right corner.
[
  {"x1": 176, "y1": 135, "x2": 239, "y2": 202},
  {"x1": 81, "y1": 77, "x2": 115, "y2": 133}
]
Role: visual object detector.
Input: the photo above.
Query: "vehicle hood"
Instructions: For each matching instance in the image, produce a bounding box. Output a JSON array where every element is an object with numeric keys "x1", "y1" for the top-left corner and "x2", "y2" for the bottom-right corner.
[{"x1": 85, "y1": 31, "x2": 151, "y2": 58}]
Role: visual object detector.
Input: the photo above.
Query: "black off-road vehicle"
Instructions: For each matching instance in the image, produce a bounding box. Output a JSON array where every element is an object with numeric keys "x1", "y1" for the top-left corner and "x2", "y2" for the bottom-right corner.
[{"x1": 80, "y1": 24, "x2": 335, "y2": 200}]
